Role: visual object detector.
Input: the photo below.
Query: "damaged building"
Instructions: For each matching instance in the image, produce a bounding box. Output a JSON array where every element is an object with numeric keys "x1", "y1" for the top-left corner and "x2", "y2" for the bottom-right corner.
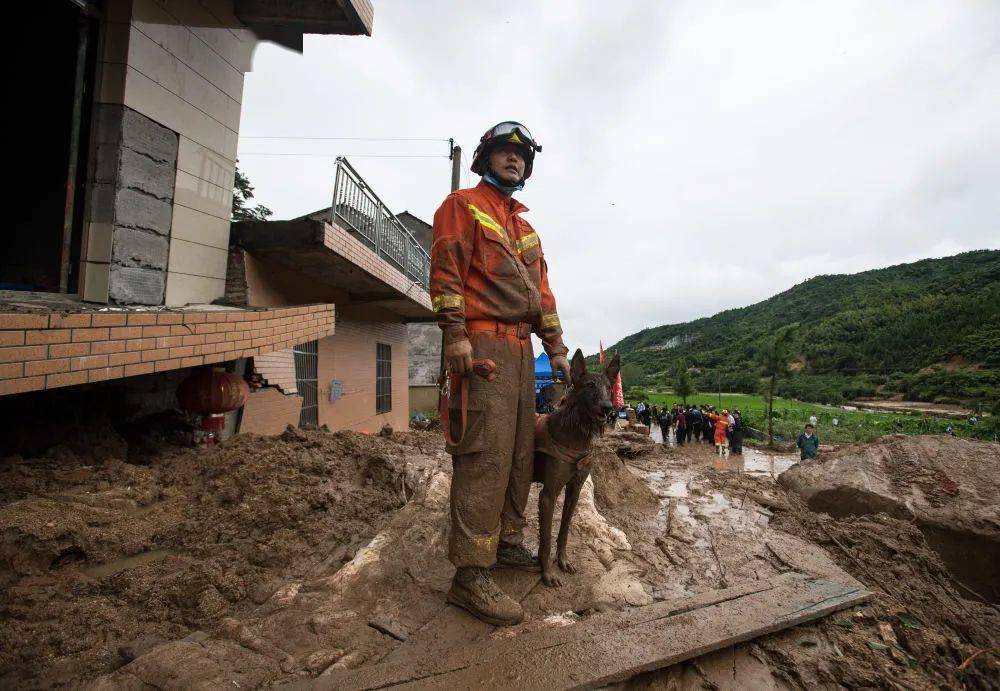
[{"x1": 2, "y1": 0, "x2": 433, "y2": 434}]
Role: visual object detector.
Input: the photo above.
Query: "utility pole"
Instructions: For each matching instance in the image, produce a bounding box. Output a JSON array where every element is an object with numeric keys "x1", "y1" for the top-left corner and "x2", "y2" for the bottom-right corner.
[
  {"x1": 439, "y1": 139, "x2": 464, "y2": 387},
  {"x1": 449, "y1": 138, "x2": 462, "y2": 192}
]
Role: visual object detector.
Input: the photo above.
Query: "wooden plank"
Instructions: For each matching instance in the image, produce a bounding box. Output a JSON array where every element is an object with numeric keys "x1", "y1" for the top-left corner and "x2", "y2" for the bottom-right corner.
[
  {"x1": 309, "y1": 573, "x2": 872, "y2": 690},
  {"x1": 381, "y1": 569, "x2": 539, "y2": 665}
]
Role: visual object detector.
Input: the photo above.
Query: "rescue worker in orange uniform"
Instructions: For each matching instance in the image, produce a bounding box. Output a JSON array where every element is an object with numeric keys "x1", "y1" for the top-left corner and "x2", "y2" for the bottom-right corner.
[{"x1": 431, "y1": 121, "x2": 571, "y2": 625}]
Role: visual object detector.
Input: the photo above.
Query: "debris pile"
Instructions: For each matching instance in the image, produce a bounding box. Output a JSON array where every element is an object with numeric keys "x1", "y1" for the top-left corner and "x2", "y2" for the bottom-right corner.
[{"x1": 0, "y1": 424, "x2": 439, "y2": 687}]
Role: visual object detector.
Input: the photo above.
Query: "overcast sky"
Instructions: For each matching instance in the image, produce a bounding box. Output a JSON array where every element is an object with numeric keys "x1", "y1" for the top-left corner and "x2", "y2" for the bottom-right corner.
[{"x1": 238, "y1": 1, "x2": 1000, "y2": 356}]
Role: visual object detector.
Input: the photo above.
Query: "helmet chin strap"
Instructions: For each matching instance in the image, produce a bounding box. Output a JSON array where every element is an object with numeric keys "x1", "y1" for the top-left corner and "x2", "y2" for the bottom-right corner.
[{"x1": 484, "y1": 168, "x2": 524, "y2": 194}]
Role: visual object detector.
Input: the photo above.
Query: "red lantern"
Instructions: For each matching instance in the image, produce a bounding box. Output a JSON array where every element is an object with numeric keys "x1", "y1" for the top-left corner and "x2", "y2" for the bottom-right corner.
[{"x1": 177, "y1": 367, "x2": 249, "y2": 443}]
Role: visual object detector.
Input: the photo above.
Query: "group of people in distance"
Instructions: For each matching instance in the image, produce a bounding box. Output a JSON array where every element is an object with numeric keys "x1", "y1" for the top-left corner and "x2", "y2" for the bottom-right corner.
[{"x1": 635, "y1": 403, "x2": 746, "y2": 457}]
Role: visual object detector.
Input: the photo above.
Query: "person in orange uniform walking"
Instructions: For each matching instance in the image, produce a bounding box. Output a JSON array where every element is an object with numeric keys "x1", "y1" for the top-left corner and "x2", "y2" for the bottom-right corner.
[
  {"x1": 709, "y1": 409, "x2": 731, "y2": 458},
  {"x1": 430, "y1": 121, "x2": 571, "y2": 626}
]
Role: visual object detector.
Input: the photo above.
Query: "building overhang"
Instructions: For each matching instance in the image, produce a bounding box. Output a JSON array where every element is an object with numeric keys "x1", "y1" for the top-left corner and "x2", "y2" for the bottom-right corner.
[
  {"x1": 231, "y1": 219, "x2": 434, "y2": 321},
  {"x1": 0, "y1": 293, "x2": 335, "y2": 397},
  {"x1": 235, "y1": 0, "x2": 374, "y2": 51}
]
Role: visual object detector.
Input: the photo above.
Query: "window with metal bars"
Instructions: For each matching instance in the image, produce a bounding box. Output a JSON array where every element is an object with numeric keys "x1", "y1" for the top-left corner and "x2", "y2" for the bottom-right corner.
[
  {"x1": 293, "y1": 340, "x2": 319, "y2": 426},
  {"x1": 376, "y1": 343, "x2": 392, "y2": 414}
]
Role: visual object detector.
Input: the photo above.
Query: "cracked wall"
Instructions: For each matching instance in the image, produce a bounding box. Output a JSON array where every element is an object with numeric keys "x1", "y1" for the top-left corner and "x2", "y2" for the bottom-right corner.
[{"x1": 91, "y1": 104, "x2": 179, "y2": 305}]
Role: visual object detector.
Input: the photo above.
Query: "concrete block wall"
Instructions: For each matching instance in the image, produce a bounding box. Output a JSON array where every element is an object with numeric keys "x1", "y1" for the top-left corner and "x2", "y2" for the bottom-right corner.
[
  {"x1": 86, "y1": 0, "x2": 254, "y2": 307},
  {"x1": 86, "y1": 105, "x2": 179, "y2": 305}
]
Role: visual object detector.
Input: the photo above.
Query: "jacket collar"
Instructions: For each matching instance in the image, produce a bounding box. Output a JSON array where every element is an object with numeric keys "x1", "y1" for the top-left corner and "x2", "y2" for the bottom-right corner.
[{"x1": 477, "y1": 179, "x2": 529, "y2": 214}]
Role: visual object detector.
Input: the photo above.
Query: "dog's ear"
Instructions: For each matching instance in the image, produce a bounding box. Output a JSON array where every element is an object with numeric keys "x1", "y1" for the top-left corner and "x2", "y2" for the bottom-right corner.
[
  {"x1": 570, "y1": 348, "x2": 587, "y2": 382},
  {"x1": 605, "y1": 352, "x2": 621, "y2": 383}
]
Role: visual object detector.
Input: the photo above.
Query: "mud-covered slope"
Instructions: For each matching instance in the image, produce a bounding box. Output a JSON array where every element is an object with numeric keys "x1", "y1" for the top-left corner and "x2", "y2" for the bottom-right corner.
[
  {"x1": 0, "y1": 425, "x2": 439, "y2": 688},
  {"x1": 779, "y1": 434, "x2": 1000, "y2": 603}
]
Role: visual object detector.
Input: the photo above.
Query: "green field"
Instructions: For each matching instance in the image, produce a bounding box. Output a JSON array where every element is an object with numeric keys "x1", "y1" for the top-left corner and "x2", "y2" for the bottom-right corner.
[{"x1": 635, "y1": 391, "x2": 995, "y2": 444}]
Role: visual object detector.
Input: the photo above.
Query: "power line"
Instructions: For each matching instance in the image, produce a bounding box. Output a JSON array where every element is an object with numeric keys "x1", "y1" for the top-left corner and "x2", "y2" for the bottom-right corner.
[
  {"x1": 236, "y1": 152, "x2": 448, "y2": 158},
  {"x1": 239, "y1": 135, "x2": 449, "y2": 142}
]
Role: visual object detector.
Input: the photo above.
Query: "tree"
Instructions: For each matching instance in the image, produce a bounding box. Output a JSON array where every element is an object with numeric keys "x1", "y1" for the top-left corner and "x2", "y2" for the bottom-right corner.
[
  {"x1": 232, "y1": 164, "x2": 273, "y2": 221},
  {"x1": 673, "y1": 359, "x2": 693, "y2": 405},
  {"x1": 619, "y1": 362, "x2": 643, "y2": 388},
  {"x1": 759, "y1": 324, "x2": 798, "y2": 446}
]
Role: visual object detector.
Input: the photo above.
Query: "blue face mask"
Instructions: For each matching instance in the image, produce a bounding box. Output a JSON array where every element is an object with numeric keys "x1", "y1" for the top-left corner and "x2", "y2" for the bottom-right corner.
[{"x1": 484, "y1": 171, "x2": 524, "y2": 194}]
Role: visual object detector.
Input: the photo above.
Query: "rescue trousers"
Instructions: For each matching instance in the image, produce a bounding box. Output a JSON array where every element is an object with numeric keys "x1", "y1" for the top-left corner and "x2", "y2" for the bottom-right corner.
[{"x1": 445, "y1": 326, "x2": 535, "y2": 568}]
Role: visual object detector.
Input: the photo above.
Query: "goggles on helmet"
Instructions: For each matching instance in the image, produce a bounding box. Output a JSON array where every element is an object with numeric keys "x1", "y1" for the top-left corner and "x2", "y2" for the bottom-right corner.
[{"x1": 481, "y1": 121, "x2": 542, "y2": 152}]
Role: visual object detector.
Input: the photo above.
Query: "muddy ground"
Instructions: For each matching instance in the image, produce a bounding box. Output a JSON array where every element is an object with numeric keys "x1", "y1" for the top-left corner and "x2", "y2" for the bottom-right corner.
[{"x1": 1, "y1": 422, "x2": 997, "y2": 689}]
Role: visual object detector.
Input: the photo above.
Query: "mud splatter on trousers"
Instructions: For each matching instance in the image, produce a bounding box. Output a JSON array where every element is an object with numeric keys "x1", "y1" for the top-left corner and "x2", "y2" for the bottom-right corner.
[{"x1": 446, "y1": 329, "x2": 535, "y2": 567}]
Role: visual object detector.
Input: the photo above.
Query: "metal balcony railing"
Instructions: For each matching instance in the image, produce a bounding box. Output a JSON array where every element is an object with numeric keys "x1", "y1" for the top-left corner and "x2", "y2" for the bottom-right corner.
[{"x1": 330, "y1": 156, "x2": 430, "y2": 291}]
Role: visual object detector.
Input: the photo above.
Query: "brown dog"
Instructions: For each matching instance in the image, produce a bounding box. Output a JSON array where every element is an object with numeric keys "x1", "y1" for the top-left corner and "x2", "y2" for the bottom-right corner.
[{"x1": 534, "y1": 349, "x2": 620, "y2": 587}]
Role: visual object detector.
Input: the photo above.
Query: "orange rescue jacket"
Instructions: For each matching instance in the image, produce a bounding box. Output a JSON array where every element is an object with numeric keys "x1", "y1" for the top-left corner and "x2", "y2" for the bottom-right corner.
[{"x1": 430, "y1": 180, "x2": 568, "y2": 357}]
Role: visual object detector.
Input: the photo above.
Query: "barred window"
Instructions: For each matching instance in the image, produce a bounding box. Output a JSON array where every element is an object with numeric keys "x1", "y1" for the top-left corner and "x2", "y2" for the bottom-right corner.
[{"x1": 376, "y1": 343, "x2": 392, "y2": 414}]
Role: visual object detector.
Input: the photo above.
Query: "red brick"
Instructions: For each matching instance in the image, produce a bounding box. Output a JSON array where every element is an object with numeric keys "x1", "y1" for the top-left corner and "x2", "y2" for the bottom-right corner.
[
  {"x1": 0, "y1": 375, "x2": 46, "y2": 395},
  {"x1": 169, "y1": 346, "x2": 195, "y2": 358},
  {"x1": 155, "y1": 358, "x2": 182, "y2": 372},
  {"x1": 0, "y1": 313, "x2": 48, "y2": 329},
  {"x1": 141, "y1": 325, "x2": 171, "y2": 337},
  {"x1": 89, "y1": 366, "x2": 124, "y2": 382},
  {"x1": 126, "y1": 313, "x2": 157, "y2": 326},
  {"x1": 71, "y1": 327, "x2": 109, "y2": 342},
  {"x1": 71, "y1": 354, "x2": 109, "y2": 370},
  {"x1": 109, "y1": 351, "x2": 142, "y2": 366},
  {"x1": 123, "y1": 362, "x2": 155, "y2": 377},
  {"x1": 25, "y1": 359, "x2": 70, "y2": 376},
  {"x1": 109, "y1": 326, "x2": 143, "y2": 339},
  {"x1": 25, "y1": 329, "x2": 72, "y2": 345},
  {"x1": 46, "y1": 370, "x2": 88, "y2": 389},
  {"x1": 155, "y1": 336, "x2": 183, "y2": 349},
  {"x1": 194, "y1": 323, "x2": 221, "y2": 334},
  {"x1": 0, "y1": 345, "x2": 48, "y2": 363},
  {"x1": 180, "y1": 356, "x2": 204, "y2": 368},
  {"x1": 91, "y1": 340, "x2": 126, "y2": 354},
  {"x1": 0, "y1": 331, "x2": 25, "y2": 346},
  {"x1": 226, "y1": 311, "x2": 245, "y2": 322},
  {"x1": 91, "y1": 313, "x2": 128, "y2": 327},
  {"x1": 141, "y1": 348, "x2": 170, "y2": 362},
  {"x1": 0, "y1": 362, "x2": 24, "y2": 379},
  {"x1": 182, "y1": 312, "x2": 207, "y2": 324},
  {"x1": 169, "y1": 325, "x2": 194, "y2": 336},
  {"x1": 50, "y1": 342, "x2": 90, "y2": 358},
  {"x1": 49, "y1": 313, "x2": 91, "y2": 328},
  {"x1": 204, "y1": 353, "x2": 227, "y2": 364},
  {"x1": 156, "y1": 313, "x2": 183, "y2": 325},
  {"x1": 181, "y1": 334, "x2": 206, "y2": 346},
  {"x1": 207, "y1": 312, "x2": 229, "y2": 323},
  {"x1": 127, "y1": 338, "x2": 157, "y2": 351}
]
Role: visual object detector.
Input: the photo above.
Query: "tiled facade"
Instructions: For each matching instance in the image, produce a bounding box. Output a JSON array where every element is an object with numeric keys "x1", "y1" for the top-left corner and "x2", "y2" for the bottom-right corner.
[
  {"x1": 0, "y1": 305, "x2": 334, "y2": 396},
  {"x1": 84, "y1": 0, "x2": 252, "y2": 307},
  {"x1": 317, "y1": 319, "x2": 410, "y2": 433}
]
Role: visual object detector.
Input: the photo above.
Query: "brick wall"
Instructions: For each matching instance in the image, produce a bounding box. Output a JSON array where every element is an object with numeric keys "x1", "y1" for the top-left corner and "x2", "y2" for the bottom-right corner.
[
  {"x1": 0, "y1": 304, "x2": 334, "y2": 396},
  {"x1": 317, "y1": 318, "x2": 409, "y2": 432},
  {"x1": 240, "y1": 387, "x2": 303, "y2": 435}
]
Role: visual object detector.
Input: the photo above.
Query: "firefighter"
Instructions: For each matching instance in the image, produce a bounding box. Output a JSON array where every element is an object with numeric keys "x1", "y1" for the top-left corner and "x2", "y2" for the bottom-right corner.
[{"x1": 431, "y1": 121, "x2": 571, "y2": 625}]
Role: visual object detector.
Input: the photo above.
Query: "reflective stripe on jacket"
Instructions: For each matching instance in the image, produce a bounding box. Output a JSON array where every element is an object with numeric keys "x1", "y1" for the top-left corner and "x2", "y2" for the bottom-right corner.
[{"x1": 430, "y1": 180, "x2": 568, "y2": 357}]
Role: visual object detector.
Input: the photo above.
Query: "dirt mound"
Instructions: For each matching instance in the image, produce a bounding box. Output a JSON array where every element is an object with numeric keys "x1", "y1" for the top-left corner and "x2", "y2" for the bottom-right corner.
[
  {"x1": 0, "y1": 425, "x2": 439, "y2": 688},
  {"x1": 770, "y1": 497, "x2": 1000, "y2": 688},
  {"x1": 780, "y1": 434, "x2": 1000, "y2": 603}
]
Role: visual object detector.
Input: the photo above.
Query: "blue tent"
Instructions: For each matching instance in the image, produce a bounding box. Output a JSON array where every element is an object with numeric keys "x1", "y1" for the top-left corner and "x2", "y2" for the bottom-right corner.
[{"x1": 534, "y1": 352, "x2": 552, "y2": 379}]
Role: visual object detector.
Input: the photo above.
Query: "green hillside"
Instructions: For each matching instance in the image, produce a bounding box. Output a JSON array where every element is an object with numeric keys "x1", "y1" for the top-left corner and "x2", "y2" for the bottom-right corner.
[{"x1": 600, "y1": 250, "x2": 1000, "y2": 409}]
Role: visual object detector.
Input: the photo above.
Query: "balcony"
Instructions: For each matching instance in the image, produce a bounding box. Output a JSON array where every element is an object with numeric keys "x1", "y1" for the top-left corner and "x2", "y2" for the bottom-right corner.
[{"x1": 230, "y1": 158, "x2": 433, "y2": 321}]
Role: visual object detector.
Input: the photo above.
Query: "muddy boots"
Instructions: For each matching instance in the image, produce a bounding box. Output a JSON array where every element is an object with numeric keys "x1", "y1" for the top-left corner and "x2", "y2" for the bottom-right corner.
[
  {"x1": 447, "y1": 567, "x2": 524, "y2": 626},
  {"x1": 496, "y1": 543, "x2": 541, "y2": 571}
]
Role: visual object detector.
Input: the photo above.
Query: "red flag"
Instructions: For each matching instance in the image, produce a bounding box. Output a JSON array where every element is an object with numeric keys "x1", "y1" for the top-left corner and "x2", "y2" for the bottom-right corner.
[{"x1": 599, "y1": 340, "x2": 605, "y2": 364}]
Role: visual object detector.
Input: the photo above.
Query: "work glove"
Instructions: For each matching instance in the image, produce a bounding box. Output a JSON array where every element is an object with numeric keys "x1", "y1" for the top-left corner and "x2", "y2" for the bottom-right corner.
[
  {"x1": 444, "y1": 338, "x2": 473, "y2": 376},
  {"x1": 550, "y1": 355, "x2": 571, "y2": 385}
]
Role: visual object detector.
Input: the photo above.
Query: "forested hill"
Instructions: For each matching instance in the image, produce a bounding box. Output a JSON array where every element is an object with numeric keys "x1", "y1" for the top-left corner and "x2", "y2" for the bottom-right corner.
[{"x1": 603, "y1": 250, "x2": 999, "y2": 407}]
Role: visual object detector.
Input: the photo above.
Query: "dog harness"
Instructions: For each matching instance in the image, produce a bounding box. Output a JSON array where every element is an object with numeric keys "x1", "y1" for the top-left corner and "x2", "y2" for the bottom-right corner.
[{"x1": 534, "y1": 414, "x2": 591, "y2": 469}]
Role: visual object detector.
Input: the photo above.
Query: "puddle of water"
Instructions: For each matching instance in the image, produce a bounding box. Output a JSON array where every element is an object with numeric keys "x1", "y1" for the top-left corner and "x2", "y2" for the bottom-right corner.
[
  {"x1": 82, "y1": 549, "x2": 174, "y2": 579},
  {"x1": 742, "y1": 449, "x2": 797, "y2": 478}
]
